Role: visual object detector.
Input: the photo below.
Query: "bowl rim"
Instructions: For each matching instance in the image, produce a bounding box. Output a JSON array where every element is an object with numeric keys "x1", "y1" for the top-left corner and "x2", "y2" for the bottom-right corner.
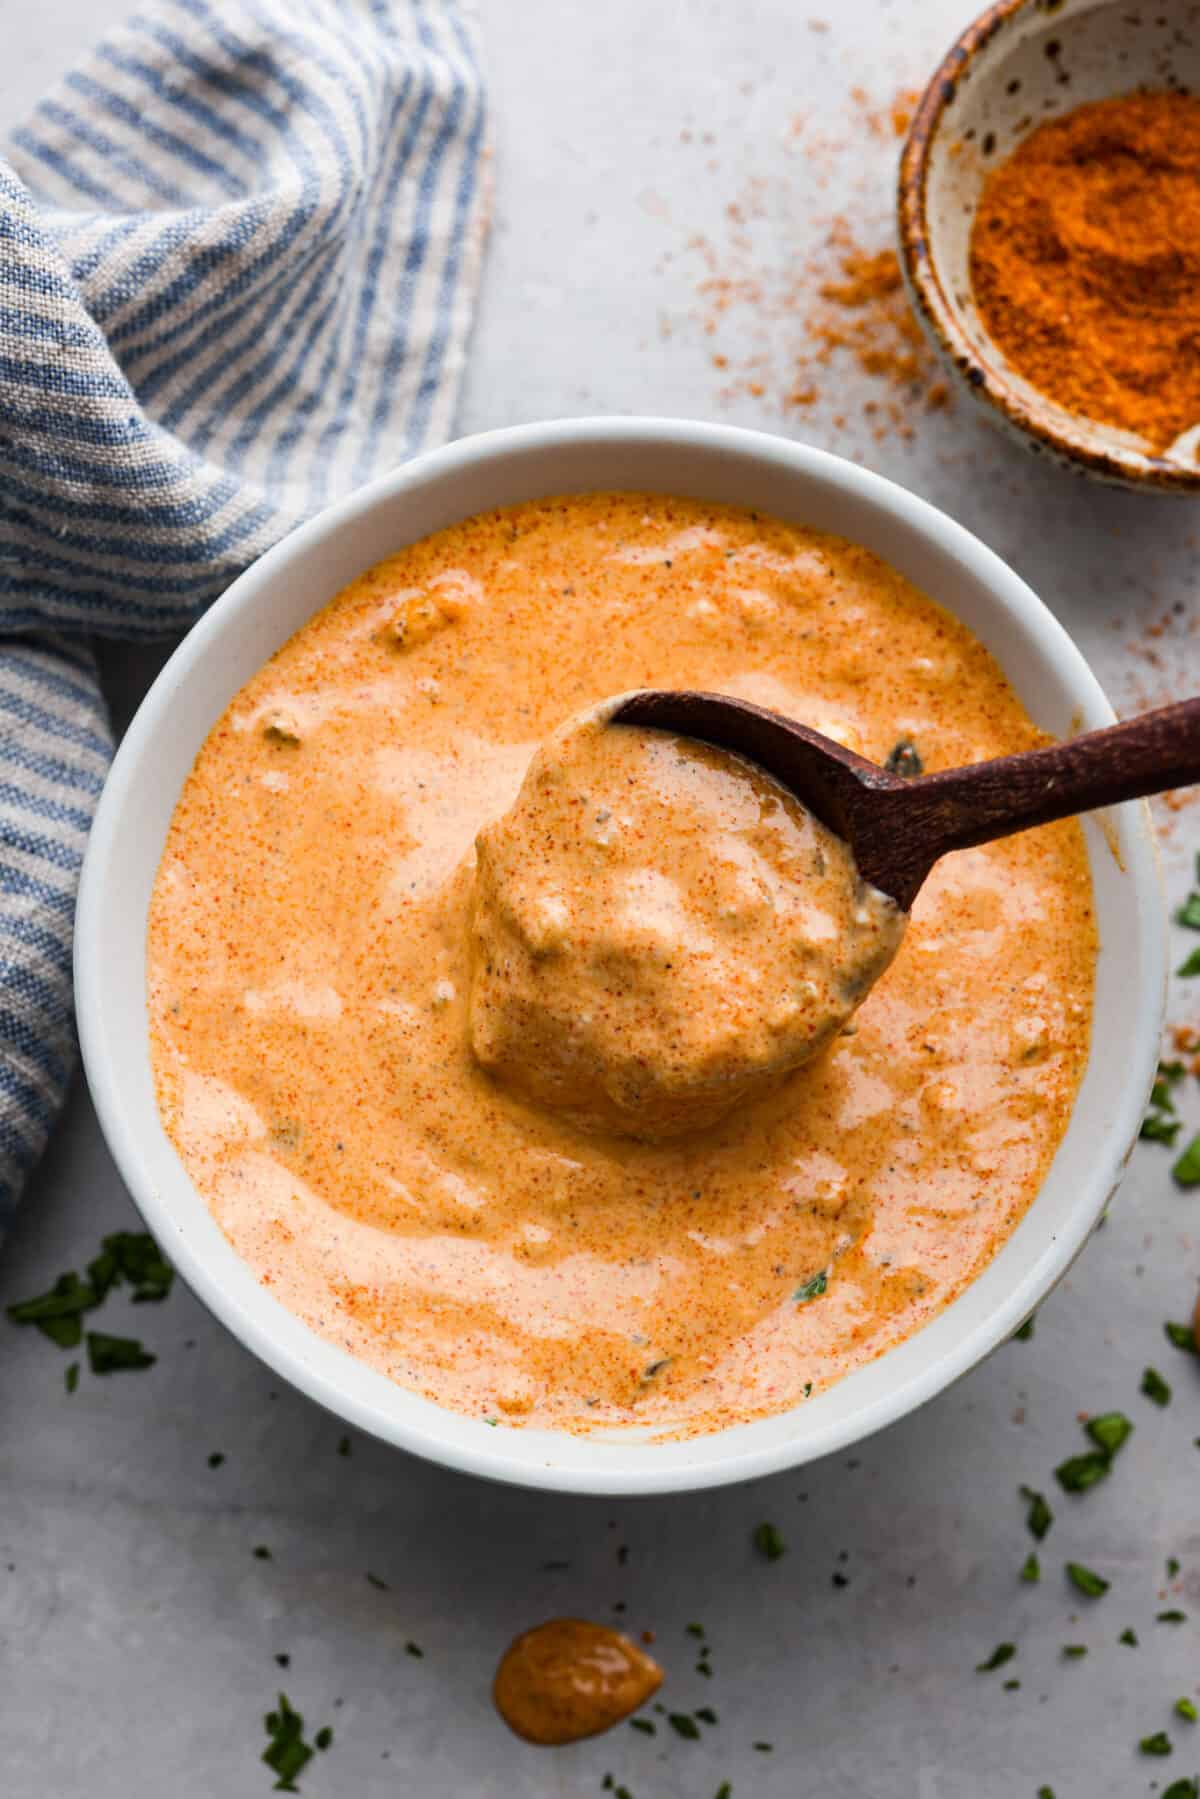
[
  {"x1": 897, "y1": 0, "x2": 1200, "y2": 494},
  {"x1": 75, "y1": 414, "x2": 1165, "y2": 1495}
]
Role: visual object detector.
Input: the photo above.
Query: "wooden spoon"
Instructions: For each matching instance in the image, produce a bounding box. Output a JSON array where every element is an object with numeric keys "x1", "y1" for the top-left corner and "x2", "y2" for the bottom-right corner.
[{"x1": 612, "y1": 689, "x2": 1200, "y2": 909}]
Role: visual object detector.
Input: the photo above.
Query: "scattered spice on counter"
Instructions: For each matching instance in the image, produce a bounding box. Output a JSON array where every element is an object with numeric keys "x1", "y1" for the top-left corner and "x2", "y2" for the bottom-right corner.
[
  {"x1": 677, "y1": 84, "x2": 950, "y2": 437},
  {"x1": 970, "y1": 93, "x2": 1200, "y2": 452},
  {"x1": 976, "y1": 1643, "x2": 1016, "y2": 1673}
]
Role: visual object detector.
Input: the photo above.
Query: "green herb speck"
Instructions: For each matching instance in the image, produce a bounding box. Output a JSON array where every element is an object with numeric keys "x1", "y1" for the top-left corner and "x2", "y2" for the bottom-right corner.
[
  {"x1": 1085, "y1": 1411, "x2": 1133, "y2": 1457},
  {"x1": 1142, "y1": 1366, "x2": 1172, "y2": 1406},
  {"x1": 1139, "y1": 1729, "x2": 1173, "y2": 1756},
  {"x1": 1061, "y1": 1644, "x2": 1087, "y2": 1659},
  {"x1": 1066, "y1": 1561, "x2": 1109, "y2": 1598},
  {"x1": 794, "y1": 1271, "x2": 827, "y2": 1304},
  {"x1": 1158, "y1": 1609, "x2": 1188, "y2": 1623},
  {"x1": 1176, "y1": 1697, "x2": 1198, "y2": 1723},
  {"x1": 1020, "y1": 1553, "x2": 1040, "y2": 1583},
  {"x1": 1165, "y1": 1321, "x2": 1198, "y2": 1353},
  {"x1": 262, "y1": 1694, "x2": 315, "y2": 1792},
  {"x1": 1119, "y1": 1626, "x2": 1139, "y2": 1646},
  {"x1": 668, "y1": 1713, "x2": 700, "y2": 1741},
  {"x1": 1172, "y1": 1134, "x2": 1200, "y2": 1187},
  {"x1": 1020, "y1": 1486, "x2": 1053, "y2": 1540},
  {"x1": 976, "y1": 1642, "x2": 1016, "y2": 1673},
  {"x1": 86, "y1": 1332, "x2": 155, "y2": 1375},
  {"x1": 64, "y1": 1362, "x2": 78, "y2": 1393},
  {"x1": 753, "y1": 1522, "x2": 786, "y2": 1562},
  {"x1": 630, "y1": 1718, "x2": 655, "y2": 1735}
]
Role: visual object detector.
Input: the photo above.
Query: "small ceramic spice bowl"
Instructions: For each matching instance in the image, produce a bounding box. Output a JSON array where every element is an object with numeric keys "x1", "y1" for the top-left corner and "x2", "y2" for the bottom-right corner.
[{"x1": 898, "y1": 0, "x2": 1200, "y2": 492}]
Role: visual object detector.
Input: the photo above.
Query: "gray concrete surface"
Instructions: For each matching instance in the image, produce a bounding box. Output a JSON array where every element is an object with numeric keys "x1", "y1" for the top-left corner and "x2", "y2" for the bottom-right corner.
[{"x1": 2, "y1": 2, "x2": 1199, "y2": 1794}]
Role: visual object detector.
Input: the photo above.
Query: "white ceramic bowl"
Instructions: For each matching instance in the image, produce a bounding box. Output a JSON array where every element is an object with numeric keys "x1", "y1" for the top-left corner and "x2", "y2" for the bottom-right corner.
[{"x1": 75, "y1": 418, "x2": 1164, "y2": 1495}]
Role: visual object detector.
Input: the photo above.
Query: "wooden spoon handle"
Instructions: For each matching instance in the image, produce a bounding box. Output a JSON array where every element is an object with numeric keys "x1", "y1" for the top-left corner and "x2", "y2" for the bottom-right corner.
[{"x1": 890, "y1": 695, "x2": 1200, "y2": 870}]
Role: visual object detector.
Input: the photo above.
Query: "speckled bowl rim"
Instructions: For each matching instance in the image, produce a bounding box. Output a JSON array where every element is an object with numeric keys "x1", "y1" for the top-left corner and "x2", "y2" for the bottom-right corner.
[
  {"x1": 897, "y1": 0, "x2": 1200, "y2": 494},
  {"x1": 75, "y1": 417, "x2": 1165, "y2": 1496}
]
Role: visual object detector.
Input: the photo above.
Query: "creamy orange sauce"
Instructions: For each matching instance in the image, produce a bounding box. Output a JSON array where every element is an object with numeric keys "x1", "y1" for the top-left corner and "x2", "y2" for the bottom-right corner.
[
  {"x1": 470, "y1": 701, "x2": 905, "y2": 1140},
  {"x1": 147, "y1": 494, "x2": 1096, "y2": 1438},
  {"x1": 493, "y1": 1619, "x2": 662, "y2": 1744}
]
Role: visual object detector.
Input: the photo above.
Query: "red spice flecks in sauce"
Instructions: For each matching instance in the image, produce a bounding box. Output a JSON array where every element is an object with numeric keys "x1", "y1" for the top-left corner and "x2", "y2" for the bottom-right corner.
[
  {"x1": 492, "y1": 1618, "x2": 663, "y2": 1744},
  {"x1": 146, "y1": 494, "x2": 1096, "y2": 1439}
]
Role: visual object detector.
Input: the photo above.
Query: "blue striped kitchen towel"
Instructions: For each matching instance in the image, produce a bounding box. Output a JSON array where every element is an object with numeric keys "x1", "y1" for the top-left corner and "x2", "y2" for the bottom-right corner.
[{"x1": 0, "y1": 0, "x2": 490, "y2": 1229}]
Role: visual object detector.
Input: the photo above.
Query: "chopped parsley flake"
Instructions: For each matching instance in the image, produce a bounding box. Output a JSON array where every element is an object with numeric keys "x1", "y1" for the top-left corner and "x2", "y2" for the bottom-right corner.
[
  {"x1": 1177, "y1": 894, "x2": 1200, "y2": 928},
  {"x1": 794, "y1": 1271, "x2": 827, "y2": 1304},
  {"x1": 1119, "y1": 1627, "x2": 1139, "y2": 1646},
  {"x1": 314, "y1": 1728, "x2": 332, "y2": 1752},
  {"x1": 1140, "y1": 1730, "x2": 1173, "y2": 1756},
  {"x1": 1163, "y1": 1781, "x2": 1200, "y2": 1799},
  {"x1": 976, "y1": 1643, "x2": 1016, "y2": 1673},
  {"x1": 1055, "y1": 1451, "x2": 1110, "y2": 1493},
  {"x1": 86, "y1": 1332, "x2": 155, "y2": 1375},
  {"x1": 1172, "y1": 1134, "x2": 1200, "y2": 1187},
  {"x1": 1165, "y1": 1321, "x2": 1198, "y2": 1353},
  {"x1": 1176, "y1": 1698, "x2": 1198, "y2": 1723},
  {"x1": 753, "y1": 1522, "x2": 786, "y2": 1562},
  {"x1": 1061, "y1": 1644, "x2": 1087, "y2": 1659},
  {"x1": 1020, "y1": 1553, "x2": 1040, "y2": 1583},
  {"x1": 752, "y1": 1742, "x2": 773, "y2": 1753},
  {"x1": 405, "y1": 1642, "x2": 423, "y2": 1658},
  {"x1": 253, "y1": 1546, "x2": 272, "y2": 1561},
  {"x1": 1143, "y1": 1113, "x2": 1183, "y2": 1145},
  {"x1": 1169, "y1": 1556, "x2": 1182, "y2": 1577},
  {"x1": 1142, "y1": 1366, "x2": 1172, "y2": 1406},
  {"x1": 1158, "y1": 1609, "x2": 1188, "y2": 1623},
  {"x1": 1012, "y1": 1314, "x2": 1036, "y2": 1341},
  {"x1": 1066, "y1": 1562, "x2": 1109, "y2": 1598},
  {"x1": 1085, "y1": 1411, "x2": 1133, "y2": 1457},
  {"x1": 64, "y1": 1362, "x2": 78, "y2": 1393},
  {"x1": 208, "y1": 1452, "x2": 225, "y2": 1469},
  {"x1": 1021, "y1": 1486, "x2": 1053, "y2": 1540},
  {"x1": 629, "y1": 1718, "x2": 655, "y2": 1735},
  {"x1": 262, "y1": 1694, "x2": 324, "y2": 1792},
  {"x1": 695, "y1": 1706, "x2": 718, "y2": 1726},
  {"x1": 1037, "y1": 1788, "x2": 1055, "y2": 1799},
  {"x1": 685, "y1": 1622, "x2": 706, "y2": 1638},
  {"x1": 668, "y1": 1713, "x2": 700, "y2": 1741},
  {"x1": 715, "y1": 1786, "x2": 732, "y2": 1799},
  {"x1": 365, "y1": 1572, "x2": 388, "y2": 1590},
  {"x1": 337, "y1": 1436, "x2": 351, "y2": 1457},
  {"x1": 1177, "y1": 948, "x2": 1200, "y2": 977}
]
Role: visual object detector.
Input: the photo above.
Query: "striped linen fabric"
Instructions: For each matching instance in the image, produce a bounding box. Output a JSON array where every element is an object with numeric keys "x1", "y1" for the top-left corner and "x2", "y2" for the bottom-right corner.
[{"x1": 0, "y1": 0, "x2": 490, "y2": 1230}]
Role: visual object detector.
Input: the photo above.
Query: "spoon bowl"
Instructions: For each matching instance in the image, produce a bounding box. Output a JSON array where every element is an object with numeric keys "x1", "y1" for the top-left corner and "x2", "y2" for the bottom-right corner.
[{"x1": 615, "y1": 688, "x2": 1200, "y2": 910}]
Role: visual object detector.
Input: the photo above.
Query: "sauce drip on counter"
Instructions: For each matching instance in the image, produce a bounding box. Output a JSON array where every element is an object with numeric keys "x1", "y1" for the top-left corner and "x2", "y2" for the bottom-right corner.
[
  {"x1": 147, "y1": 493, "x2": 1096, "y2": 1438},
  {"x1": 493, "y1": 1618, "x2": 663, "y2": 1744}
]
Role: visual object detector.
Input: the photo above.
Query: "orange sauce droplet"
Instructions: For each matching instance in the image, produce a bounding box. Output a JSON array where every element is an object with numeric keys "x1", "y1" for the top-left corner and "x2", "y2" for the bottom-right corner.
[{"x1": 493, "y1": 1618, "x2": 663, "y2": 1745}]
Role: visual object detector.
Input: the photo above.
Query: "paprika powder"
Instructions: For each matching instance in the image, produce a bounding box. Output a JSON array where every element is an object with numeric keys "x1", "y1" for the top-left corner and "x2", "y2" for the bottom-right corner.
[{"x1": 969, "y1": 91, "x2": 1200, "y2": 452}]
